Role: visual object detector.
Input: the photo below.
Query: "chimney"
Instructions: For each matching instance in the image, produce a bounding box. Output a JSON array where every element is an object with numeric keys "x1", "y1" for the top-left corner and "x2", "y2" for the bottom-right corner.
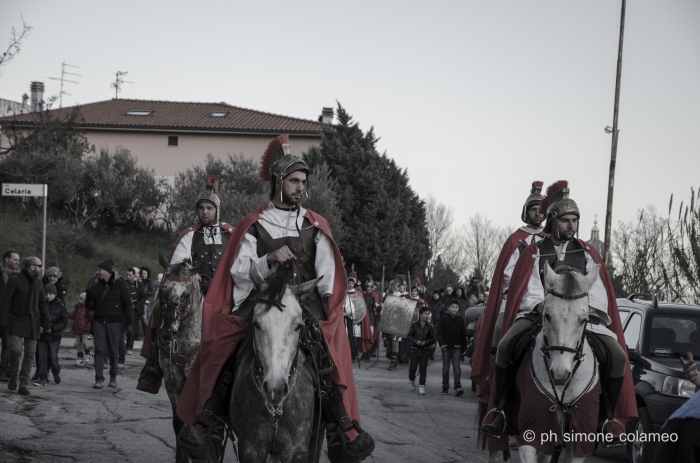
[
  {"x1": 30, "y1": 81, "x2": 45, "y2": 112},
  {"x1": 320, "y1": 107, "x2": 334, "y2": 124}
]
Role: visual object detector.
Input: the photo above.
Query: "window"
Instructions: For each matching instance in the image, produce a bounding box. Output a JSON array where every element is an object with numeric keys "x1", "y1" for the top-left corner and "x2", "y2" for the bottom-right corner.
[
  {"x1": 168, "y1": 136, "x2": 178, "y2": 146},
  {"x1": 623, "y1": 313, "x2": 642, "y2": 350},
  {"x1": 211, "y1": 111, "x2": 227, "y2": 117},
  {"x1": 619, "y1": 310, "x2": 630, "y2": 326},
  {"x1": 650, "y1": 315, "x2": 700, "y2": 357},
  {"x1": 126, "y1": 110, "x2": 152, "y2": 116}
]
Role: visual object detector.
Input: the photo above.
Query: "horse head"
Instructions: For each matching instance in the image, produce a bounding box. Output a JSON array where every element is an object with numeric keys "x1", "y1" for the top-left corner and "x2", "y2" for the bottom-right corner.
[
  {"x1": 249, "y1": 259, "x2": 323, "y2": 408},
  {"x1": 542, "y1": 262, "x2": 600, "y2": 386},
  {"x1": 159, "y1": 253, "x2": 205, "y2": 342}
]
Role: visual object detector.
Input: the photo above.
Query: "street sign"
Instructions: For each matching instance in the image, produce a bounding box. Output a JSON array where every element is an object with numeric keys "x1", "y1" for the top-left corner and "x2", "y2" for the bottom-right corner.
[
  {"x1": 2, "y1": 183, "x2": 46, "y2": 197},
  {"x1": 2, "y1": 183, "x2": 48, "y2": 274}
]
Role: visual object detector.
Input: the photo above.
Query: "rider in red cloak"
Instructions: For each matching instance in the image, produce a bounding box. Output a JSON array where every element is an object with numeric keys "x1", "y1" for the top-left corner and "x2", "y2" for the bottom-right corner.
[
  {"x1": 481, "y1": 181, "x2": 636, "y2": 449},
  {"x1": 175, "y1": 135, "x2": 374, "y2": 463},
  {"x1": 471, "y1": 181, "x2": 546, "y2": 403}
]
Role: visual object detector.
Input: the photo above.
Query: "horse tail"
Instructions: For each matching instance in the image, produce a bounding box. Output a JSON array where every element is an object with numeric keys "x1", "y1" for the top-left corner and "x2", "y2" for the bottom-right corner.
[{"x1": 475, "y1": 400, "x2": 488, "y2": 450}]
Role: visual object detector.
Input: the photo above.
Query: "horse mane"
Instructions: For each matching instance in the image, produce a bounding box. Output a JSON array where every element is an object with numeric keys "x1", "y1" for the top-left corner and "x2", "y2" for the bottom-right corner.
[
  {"x1": 167, "y1": 258, "x2": 195, "y2": 277},
  {"x1": 550, "y1": 265, "x2": 583, "y2": 298}
]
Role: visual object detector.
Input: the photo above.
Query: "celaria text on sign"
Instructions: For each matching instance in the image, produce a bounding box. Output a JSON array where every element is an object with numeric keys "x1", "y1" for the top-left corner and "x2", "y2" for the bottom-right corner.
[{"x1": 2, "y1": 183, "x2": 47, "y2": 197}]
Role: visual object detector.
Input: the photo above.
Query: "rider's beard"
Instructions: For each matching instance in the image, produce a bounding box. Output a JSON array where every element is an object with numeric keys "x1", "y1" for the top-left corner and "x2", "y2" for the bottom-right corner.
[{"x1": 282, "y1": 191, "x2": 301, "y2": 207}]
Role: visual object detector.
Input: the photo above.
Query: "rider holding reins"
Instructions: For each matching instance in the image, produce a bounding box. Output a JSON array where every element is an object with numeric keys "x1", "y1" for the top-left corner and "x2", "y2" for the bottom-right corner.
[{"x1": 481, "y1": 181, "x2": 636, "y2": 446}]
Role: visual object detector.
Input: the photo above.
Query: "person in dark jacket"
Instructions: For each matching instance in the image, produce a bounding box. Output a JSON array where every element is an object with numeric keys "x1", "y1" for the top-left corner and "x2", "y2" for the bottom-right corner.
[
  {"x1": 34, "y1": 283, "x2": 68, "y2": 387},
  {"x1": 85, "y1": 259, "x2": 133, "y2": 389},
  {"x1": 406, "y1": 307, "x2": 436, "y2": 395},
  {"x1": 42, "y1": 267, "x2": 67, "y2": 305},
  {"x1": 139, "y1": 266, "x2": 155, "y2": 322},
  {"x1": 0, "y1": 257, "x2": 50, "y2": 395},
  {"x1": 0, "y1": 249, "x2": 20, "y2": 382},
  {"x1": 68, "y1": 292, "x2": 93, "y2": 366},
  {"x1": 437, "y1": 299, "x2": 467, "y2": 396},
  {"x1": 125, "y1": 268, "x2": 146, "y2": 354}
]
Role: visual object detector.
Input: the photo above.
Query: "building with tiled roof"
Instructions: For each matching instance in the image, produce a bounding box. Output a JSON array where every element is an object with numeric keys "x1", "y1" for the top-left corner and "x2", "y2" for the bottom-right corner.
[{"x1": 0, "y1": 95, "x2": 332, "y2": 176}]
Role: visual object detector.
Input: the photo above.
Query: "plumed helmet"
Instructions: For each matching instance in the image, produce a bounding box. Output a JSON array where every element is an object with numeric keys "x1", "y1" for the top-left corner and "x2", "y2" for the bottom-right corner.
[
  {"x1": 540, "y1": 180, "x2": 580, "y2": 234},
  {"x1": 259, "y1": 135, "x2": 310, "y2": 202},
  {"x1": 347, "y1": 271, "x2": 358, "y2": 284},
  {"x1": 521, "y1": 181, "x2": 544, "y2": 224},
  {"x1": 196, "y1": 176, "x2": 221, "y2": 224}
]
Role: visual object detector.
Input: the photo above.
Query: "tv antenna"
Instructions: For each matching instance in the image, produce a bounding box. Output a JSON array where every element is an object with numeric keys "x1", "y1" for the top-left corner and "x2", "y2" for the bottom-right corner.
[
  {"x1": 47, "y1": 61, "x2": 81, "y2": 108},
  {"x1": 111, "y1": 71, "x2": 134, "y2": 99}
]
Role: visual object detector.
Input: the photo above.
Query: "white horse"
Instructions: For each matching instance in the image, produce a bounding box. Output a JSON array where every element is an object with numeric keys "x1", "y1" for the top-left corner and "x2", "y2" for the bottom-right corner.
[{"x1": 518, "y1": 262, "x2": 601, "y2": 463}]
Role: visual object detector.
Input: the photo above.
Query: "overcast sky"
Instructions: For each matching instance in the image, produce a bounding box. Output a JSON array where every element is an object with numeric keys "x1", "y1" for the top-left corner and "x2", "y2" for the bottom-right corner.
[{"x1": 2, "y1": 1, "x2": 699, "y2": 237}]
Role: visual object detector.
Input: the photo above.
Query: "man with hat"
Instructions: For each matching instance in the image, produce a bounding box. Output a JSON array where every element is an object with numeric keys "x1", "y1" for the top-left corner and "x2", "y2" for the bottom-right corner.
[
  {"x1": 176, "y1": 135, "x2": 374, "y2": 463},
  {"x1": 0, "y1": 256, "x2": 50, "y2": 395},
  {"x1": 359, "y1": 276, "x2": 381, "y2": 360},
  {"x1": 137, "y1": 176, "x2": 234, "y2": 392},
  {"x1": 86, "y1": 259, "x2": 133, "y2": 389},
  {"x1": 345, "y1": 272, "x2": 361, "y2": 359},
  {"x1": 480, "y1": 181, "x2": 635, "y2": 445},
  {"x1": 471, "y1": 181, "x2": 547, "y2": 406}
]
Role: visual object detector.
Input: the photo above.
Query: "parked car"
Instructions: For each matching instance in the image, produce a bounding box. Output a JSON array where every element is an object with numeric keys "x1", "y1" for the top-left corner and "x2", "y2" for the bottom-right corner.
[{"x1": 617, "y1": 293, "x2": 700, "y2": 463}]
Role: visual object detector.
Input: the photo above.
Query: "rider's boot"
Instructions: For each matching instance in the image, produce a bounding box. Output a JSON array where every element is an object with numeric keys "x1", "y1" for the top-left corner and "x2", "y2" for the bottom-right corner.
[
  {"x1": 177, "y1": 362, "x2": 234, "y2": 462},
  {"x1": 480, "y1": 365, "x2": 510, "y2": 438},
  {"x1": 324, "y1": 385, "x2": 375, "y2": 463},
  {"x1": 601, "y1": 376, "x2": 625, "y2": 448},
  {"x1": 136, "y1": 328, "x2": 164, "y2": 394}
]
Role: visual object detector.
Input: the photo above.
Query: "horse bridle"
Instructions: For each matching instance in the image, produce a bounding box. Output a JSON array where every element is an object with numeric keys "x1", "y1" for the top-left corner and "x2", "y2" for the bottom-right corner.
[{"x1": 537, "y1": 288, "x2": 597, "y2": 412}]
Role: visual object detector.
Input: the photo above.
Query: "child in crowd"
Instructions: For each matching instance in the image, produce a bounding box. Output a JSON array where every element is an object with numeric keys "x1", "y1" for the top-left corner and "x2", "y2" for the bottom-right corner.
[
  {"x1": 35, "y1": 284, "x2": 68, "y2": 387},
  {"x1": 406, "y1": 306, "x2": 435, "y2": 395},
  {"x1": 68, "y1": 292, "x2": 93, "y2": 366},
  {"x1": 437, "y1": 299, "x2": 467, "y2": 396}
]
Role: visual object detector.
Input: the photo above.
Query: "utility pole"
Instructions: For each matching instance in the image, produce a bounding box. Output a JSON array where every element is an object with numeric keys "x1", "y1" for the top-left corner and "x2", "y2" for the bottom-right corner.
[
  {"x1": 111, "y1": 71, "x2": 134, "y2": 99},
  {"x1": 603, "y1": 0, "x2": 627, "y2": 267},
  {"x1": 47, "y1": 61, "x2": 81, "y2": 108}
]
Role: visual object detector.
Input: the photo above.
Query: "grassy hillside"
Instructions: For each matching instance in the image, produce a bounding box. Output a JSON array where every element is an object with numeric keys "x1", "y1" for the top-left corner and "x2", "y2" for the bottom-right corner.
[{"x1": 0, "y1": 202, "x2": 173, "y2": 308}]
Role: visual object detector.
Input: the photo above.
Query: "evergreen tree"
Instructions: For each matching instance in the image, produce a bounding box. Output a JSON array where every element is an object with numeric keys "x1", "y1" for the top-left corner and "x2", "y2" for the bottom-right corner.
[
  {"x1": 304, "y1": 103, "x2": 430, "y2": 278},
  {"x1": 428, "y1": 256, "x2": 462, "y2": 294}
]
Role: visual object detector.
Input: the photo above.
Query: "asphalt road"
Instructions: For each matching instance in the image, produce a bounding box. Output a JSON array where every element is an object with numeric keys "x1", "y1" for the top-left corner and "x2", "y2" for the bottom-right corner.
[{"x1": 0, "y1": 343, "x2": 630, "y2": 463}]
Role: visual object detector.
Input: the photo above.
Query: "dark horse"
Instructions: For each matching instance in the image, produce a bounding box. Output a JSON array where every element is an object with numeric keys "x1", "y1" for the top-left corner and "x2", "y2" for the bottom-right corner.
[
  {"x1": 157, "y1": 254, "x2": 205, "y2": 463},
  {"x1": 229, "y1": 260, "x2": 325, "y2": 462}
]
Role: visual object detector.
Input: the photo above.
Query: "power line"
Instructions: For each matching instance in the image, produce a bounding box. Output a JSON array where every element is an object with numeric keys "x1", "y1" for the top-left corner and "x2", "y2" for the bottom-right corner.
[
  {"x1": 47, "y1": 61, "x2": 81, "y2": 108},
  {"x1": 111, "y1": 71, "x2": 134, "y2": 99}
]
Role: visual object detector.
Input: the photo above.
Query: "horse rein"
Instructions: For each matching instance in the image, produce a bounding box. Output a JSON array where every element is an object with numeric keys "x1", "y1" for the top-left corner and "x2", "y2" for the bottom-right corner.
[{"x1": 537, "y1": 289, "x2": 597, "y2": 414}]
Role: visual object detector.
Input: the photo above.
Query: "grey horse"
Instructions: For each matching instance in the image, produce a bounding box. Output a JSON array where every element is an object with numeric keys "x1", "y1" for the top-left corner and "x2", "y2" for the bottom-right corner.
[
  {"x1": 229, "y1": 261, "x2": 325, "y2": 463},
  {"x1": 157, "y1": 254, "x2": 205, "y2": 463}
]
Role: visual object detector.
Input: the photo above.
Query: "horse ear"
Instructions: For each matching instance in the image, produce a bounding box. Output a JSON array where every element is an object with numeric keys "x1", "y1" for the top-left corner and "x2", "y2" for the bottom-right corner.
[
  {"x1": 249, "y1": 259, "x2": 267, "y2": 292},
  {"x1": 543, "y1": 261, "x2": 559, "y2": 290},
  {"x1": 159, "y1": 252, "x2": 170, "y2": 271},
  {"x1": 581, "y1": 264, "x2": 601, "y2": 292},
  {"x1": 290, "y1": 275, "x2": 324, "y2": 297}
]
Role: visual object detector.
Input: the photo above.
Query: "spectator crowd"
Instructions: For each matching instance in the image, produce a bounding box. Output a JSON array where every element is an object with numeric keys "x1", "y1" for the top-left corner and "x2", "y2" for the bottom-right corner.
[{"x1": 0, "y1": 249, "x2": 162, "y2": 394}]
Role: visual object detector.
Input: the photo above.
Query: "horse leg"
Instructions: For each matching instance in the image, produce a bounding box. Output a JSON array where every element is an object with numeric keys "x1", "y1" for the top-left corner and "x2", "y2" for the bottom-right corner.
[
  {"x1": 563, "y1": 443, "x2": 586, "y2": 463},
  {"x1": 237, "y1": 437, "x2": 268, "y2": 463},
  {"x1": 171, "y1": 404, "x2": 188, "y2": 463},
  {"x1": 517, "y1": 445, "x2": 541, "y2": 463}
]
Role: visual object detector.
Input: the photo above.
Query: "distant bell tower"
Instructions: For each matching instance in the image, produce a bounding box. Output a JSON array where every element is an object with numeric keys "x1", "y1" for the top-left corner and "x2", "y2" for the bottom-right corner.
[{"x1": 589, "y1": 214, "x2": 605, "y2": 254}]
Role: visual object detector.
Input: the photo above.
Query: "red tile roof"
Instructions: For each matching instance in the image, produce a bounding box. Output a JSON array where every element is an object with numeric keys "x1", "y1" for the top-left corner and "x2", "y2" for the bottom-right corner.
[{"x1": 0, "y1": 99, "x2": 325, "y2": 135}]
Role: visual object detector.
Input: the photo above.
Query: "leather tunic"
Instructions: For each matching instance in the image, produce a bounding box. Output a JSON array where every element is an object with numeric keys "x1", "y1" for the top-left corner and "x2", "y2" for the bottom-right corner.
[
  {"x1": 537, "y1": 237, "x2": 587, "y2": 286},
  {"x1": 191, "y1": 227, "x2": 231, "y2": 282},
  {"x1": 241, "y1": 217, "x2": 325, "y2": 320}
]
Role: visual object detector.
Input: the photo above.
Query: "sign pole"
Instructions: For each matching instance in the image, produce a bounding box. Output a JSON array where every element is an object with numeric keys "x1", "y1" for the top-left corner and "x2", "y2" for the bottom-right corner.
[{"x1": 41, "y1": 184, "x2": 48, "y2": 274}]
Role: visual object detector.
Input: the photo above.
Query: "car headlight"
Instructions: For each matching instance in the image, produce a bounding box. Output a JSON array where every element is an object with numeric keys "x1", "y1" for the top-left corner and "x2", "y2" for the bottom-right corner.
[{"x1": 662, "y1": 376, "x2": 697, "y2": 398}]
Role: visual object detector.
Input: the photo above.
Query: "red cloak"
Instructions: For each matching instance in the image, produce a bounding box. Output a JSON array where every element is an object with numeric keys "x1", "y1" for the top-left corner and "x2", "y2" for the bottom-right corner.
[
  {"x1": 175, "y1": 205, "x2": 360, "y2": 429},
  {"x1": 485, "y1": 238, "x2": 636, "y2": 451},
  {"x1": 470, "y1": 228, "x2": 535, "y2": 403},
  {"x1": 137, "y1": 222, "x2": 234, "y2": 394}
]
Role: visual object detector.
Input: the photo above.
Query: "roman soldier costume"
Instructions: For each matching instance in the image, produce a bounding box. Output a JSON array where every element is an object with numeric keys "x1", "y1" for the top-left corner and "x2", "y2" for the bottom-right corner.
[
  {"x1": 359, "y1": 277, "x2": 381, "y2": 360},
  {"x1": 175, "y1": 135, "x2": 374, "y2": 463},
  {"x1": 481, "y1": 181, "x2": 636, "y2": 447},
  {"x1": 471, "y1": 181, "x2": 547, "y2": 404},
  {"x1": 137, "y1": 177, "x2": 234, "y2": 393}
]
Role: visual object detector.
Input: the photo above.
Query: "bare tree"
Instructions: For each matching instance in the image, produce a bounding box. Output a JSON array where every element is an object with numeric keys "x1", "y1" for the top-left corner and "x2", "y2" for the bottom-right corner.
[
  {"x1": 668, "y1": 188, "x2": 700, "y2": 303},
  {"x1": 461, "y1": 214, "x2": 506, "y2": 283},
  {"x1": 424, "y1": 195, "x2": 455, "y2": 278},
  {"x1": 0, "y1": 17, "x2": 32, "y2": 75},
  {"x1": 612, "y1": 205, "x2": 686, "y2": 302}
]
